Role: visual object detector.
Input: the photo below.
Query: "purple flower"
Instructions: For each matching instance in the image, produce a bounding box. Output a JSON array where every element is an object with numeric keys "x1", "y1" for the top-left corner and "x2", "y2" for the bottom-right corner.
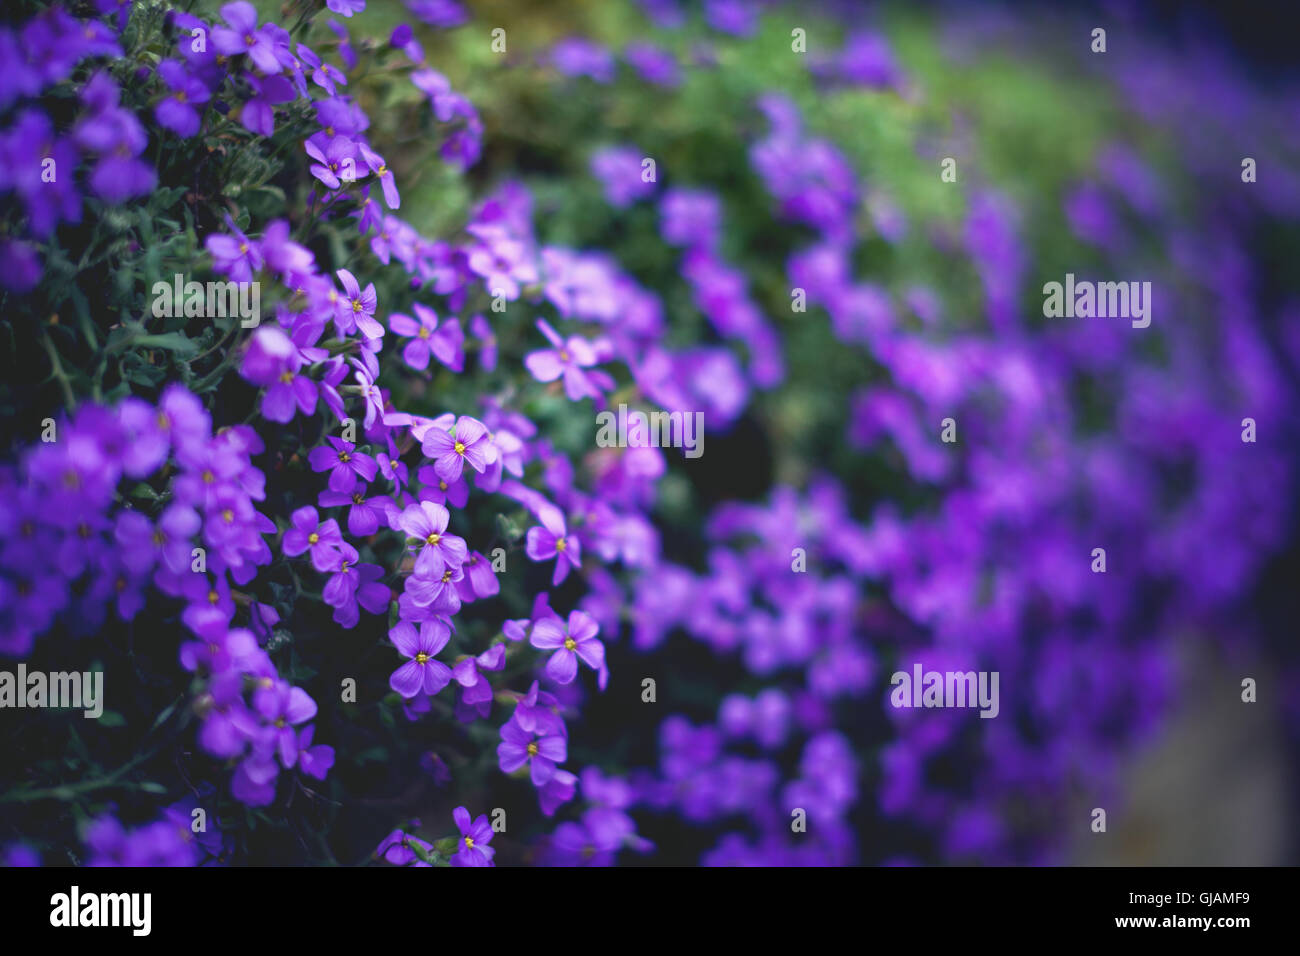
[
  {"x1": 624, "y1": 42, "x2": 681, "y2": 87},
  {"x1": 326, "y1": 0, "x2": 366, "y2": 17},
  {"x1": 74, "y1": 74, "x2": 156, "y2": 202},
  {"x1": 307, "y1": 136, "x2": 358, "y2": 190},
  {"x1": 155, "y1": 60, "x2": 210, "y2": 137},
  {"x1": 321, "y1": 543, "x2": 390, "y2": 627},
  {"x1": 470, "y1": 314, "x2": 497, "y2": 371},
  {"x1": 389, "y1": 304, "x2": 464, "y2": 372},
  {"x1": 308, "y1": 436, "x2": 378, "y2": 494},
  {"x1": 206, "y1": 216, "x2": 263, "y2": 282},
  {"x1": 421, "y1": 415, "x2": 491, "y2": 482},
  {"x1": 660, "y1": 188, "x2": 722, "y2": 250},
  {"x1": 212, "y1": 2, "x2": 283, "y2": 74},
  {"x1": 405, "y1": 0, "x2": 468, "y2": 28},
  {"x1": 498, "y1": 714, "x2": 567, "y2": 785},
  {"x1": 704, "y1": 0, "x2": 757, "y2": 35},
  {"x1": 530, "y1": 610, "x2": 604, "y2": 685},
  {"x1": 351, "y1": 360, "x2": 385, "y2": 429},
  {"x1": 115, "y1": 503, "x2": 198, "y2": 580},
  {"x1": 1065, "y1": 182, "x2": 1119, "y2": 247},
  {"x1": 455, "y1": 550, "x2": 500, "y2": 602},
  {"x1": 319, "y1": 484, "x2": 392, "y2": 536},
  {"x1": 241, "y1": 72, "x2": 295, "y2": 136},
  {"x1": 253, "y1": 680, "x2": 318, "y2": 765},
  {"x1": 450, "y1": 644, "x2": 505, "y2": 714},
  {"x1": 297, "y1": 45, "x2": 348, "y2": 96},
  {"x1": 538, "y1": 768, "x2": 579, "y2": 817},
  {"x1": 590, "y1": 145, "x2": 655, "y2": 208},
  {"x1": 335, "y1": 267, "x2": 383, "y2": 339},
  {"x1": 281, "y1": 505, "x2": 345, "y2": 571},
  {"x1": 396, "y1": 500, "x2": 467, "y2": 576},
  {"x1": 405, "y1": 561, "x2": 464, "y2": 613},
  {"x1": 2, "y1": 844, "x2": 40, "y2": 868},
  {"x1": 388, "y1": 620, "x2": 453, "y2": 697},
  {"x1": 359, "y1": 142, "x2": 400, "y2": 209},
  {"x1": 260, "y1": 219, "x2": 315, "y2": 278},
  {"x1": 376, "y1": 829, "x2": 433, "y2": 866},
  {"x1": 524, "y1": 319, "x2": 604, "y2": 401},
  {"x1": 840, "y1": 30, "x2": 901, "y2": 89},
  {"x1": 327, "y1": 19, "x2": 358, "y2": 70},
  {"x1": 450, "y1": 807, "x2": 495, "y2": 866},
  {"x1": 293, "y1": 725, "x2": 335, "y2": 779},
  {"x1": 417, "y1": 463, "x2": 469, "y2": 508},
  {"x1": 0, "y1": 239, "x2": 42, "y2": 292},
  {"x1": 525, "y1": 505, "x2": 581, "y2": 586},
  {"x1": 466, "y1": 232, "x2": 537, "y2": 300},
  {"x1": 549, "y1": 38, "x2": 615, "y2": 83},
  {"x1": 262, "y1": 352, "x2": 317, "y2": 423},
  {"x1": 179, "y1": 623, "x2": 261, "y2": 675}
]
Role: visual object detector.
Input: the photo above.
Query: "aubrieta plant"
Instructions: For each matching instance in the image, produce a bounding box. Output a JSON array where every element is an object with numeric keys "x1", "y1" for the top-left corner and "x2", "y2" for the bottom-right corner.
[{"x1": 1, "y1": 0, "x2": 1298, "y2": 867}]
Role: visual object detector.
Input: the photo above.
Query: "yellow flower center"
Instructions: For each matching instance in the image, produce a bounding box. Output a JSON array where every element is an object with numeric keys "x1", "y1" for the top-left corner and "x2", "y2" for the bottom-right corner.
[
  {"x1": 564, "y1": 637, "x2": 576, "y2": 651},
  {"x1": 416, "y1": 652, "x2": 430, "y2": 664},
  {"x1": 418, "y1": 327, "x2": 430, "y2": 339},
  {"x1": 426, "y1": 532, "x2": 440, "y2": 546},
  {"x1": 221, "y1": 509, "x2": 234, "y2": 523},
  {"x1": 454, "y1": 441, "x2": 466, "y2": 455},
  {"x1": 464, "y1": 836, "x2": 475, "y2": 848},
  {"x1": 308, "y1": 532, "x2": 319, "y2": 544},
  {"x1": 526, "y1": 742, "x2": 539, "y2": 757},
  {"x1": 208, "y1": 589, "x2": 219, "y2": 605},
  {"x1": 555, "y1": 537, "x2": 567, "y2": 552},
  {"x1": 280, "y1": 370, "x2": 294, "y2": 383}
]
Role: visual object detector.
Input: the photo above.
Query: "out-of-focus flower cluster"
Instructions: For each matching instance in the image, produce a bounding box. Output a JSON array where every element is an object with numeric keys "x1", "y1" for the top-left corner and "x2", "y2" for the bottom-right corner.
[{"x1": 2, "y1": 0, "x2": 1298, "y2": 868}]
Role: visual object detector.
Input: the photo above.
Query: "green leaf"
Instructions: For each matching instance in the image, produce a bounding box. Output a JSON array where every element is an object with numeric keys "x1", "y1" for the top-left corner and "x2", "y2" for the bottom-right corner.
[
  {"x1": 135, "y1": 333, "x2": 199, "y2": 356},
  {"x1": 128, "y1": 483, "x2": 160, "y2": 501}
]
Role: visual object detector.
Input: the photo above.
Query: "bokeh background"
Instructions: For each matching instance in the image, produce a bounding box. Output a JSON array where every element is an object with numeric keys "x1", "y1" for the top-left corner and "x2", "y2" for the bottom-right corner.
[{"x1": 2, "y1": 0, "x2": 1298, "y2": 866}]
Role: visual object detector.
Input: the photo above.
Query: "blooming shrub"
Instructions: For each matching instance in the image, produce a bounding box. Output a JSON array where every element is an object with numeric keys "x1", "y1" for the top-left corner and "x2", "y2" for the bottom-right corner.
[{"x1": 1, "y1": 0, "x2": 1298, "y2": 867}]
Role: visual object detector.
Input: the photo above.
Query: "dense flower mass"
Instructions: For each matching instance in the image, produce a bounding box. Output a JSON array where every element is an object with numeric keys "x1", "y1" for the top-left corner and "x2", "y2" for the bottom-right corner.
[{"x1": 1, "y1": 0, "x2": 1298, "y2": 869}]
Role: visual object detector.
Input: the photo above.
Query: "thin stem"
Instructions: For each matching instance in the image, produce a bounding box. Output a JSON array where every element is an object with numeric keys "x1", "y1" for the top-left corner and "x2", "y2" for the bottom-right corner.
[{"x1": 40, "y1": 330, "x2": 77, "y2": 410}]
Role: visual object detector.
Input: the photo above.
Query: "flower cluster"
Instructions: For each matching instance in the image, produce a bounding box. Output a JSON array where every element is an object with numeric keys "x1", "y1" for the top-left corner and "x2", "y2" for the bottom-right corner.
[{"x1": 3, "y1": 0, "x2": 1298, "y2": 870}]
